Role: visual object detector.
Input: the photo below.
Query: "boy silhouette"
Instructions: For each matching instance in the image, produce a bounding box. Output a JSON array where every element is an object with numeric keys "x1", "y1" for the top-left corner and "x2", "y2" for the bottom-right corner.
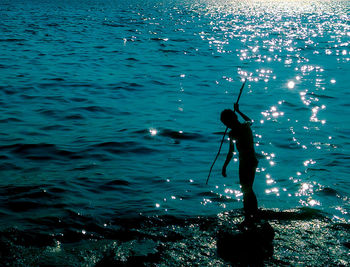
[{"x1": 221, "y1": 103, "x2": 259, "y2": 224}]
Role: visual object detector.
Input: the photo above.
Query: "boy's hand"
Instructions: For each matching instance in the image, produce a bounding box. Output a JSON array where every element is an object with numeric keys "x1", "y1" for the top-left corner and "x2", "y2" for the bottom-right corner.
[{"x1": 222, "y1": 166, "x2": 227, "y2": 177}]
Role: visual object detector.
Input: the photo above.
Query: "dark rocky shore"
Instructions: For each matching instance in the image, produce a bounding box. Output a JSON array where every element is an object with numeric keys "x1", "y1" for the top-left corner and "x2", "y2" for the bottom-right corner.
[{"x1": 1, "y1": 208, "x2": 349, "y2": 266}]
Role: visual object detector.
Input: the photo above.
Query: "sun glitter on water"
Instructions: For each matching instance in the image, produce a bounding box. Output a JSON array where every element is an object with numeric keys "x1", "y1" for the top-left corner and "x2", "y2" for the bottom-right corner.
[{"x1": 149, "y1": 128, "x2": 158, "y2": 136}]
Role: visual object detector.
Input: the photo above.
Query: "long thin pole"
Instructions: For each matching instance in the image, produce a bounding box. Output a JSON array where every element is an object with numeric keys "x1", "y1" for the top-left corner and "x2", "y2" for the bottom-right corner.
[
  {"x1": 206, "y1": 80, "x2": 246, "y2": 185},
  {"x1": 235, "y1": 80, "x2": 246, "y2": 109},
  {"x1": 206, "y1": 127, "x2": 228, "y2": 184}
]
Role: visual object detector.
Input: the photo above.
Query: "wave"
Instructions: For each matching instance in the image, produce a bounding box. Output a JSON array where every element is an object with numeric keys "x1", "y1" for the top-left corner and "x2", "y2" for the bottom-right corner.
[
  {"x1": 90, "y1": 141, "x2": 159, "y2": 154},
  {"x1": 0, "y1": 139, "x2": 162, "y2": 166},
  {"x1": 159, "y1": 129, "x2": 203, "y2": 141},
  {"x1": 0, "y1": 118, "x2": 22, "y2": 123},
  {"x1": 111, "y1": 82, "x2": 144, "y2": 91},
  {"x1": 0, "y1": 38, "x2": 26, "y2": 42},
  {"x1": 0, "y1": 143, "x2": 81, "y2": 161}
]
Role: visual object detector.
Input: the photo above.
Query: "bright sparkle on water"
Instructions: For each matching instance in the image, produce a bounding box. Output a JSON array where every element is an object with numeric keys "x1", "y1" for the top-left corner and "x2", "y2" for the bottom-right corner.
[
  {"x1": 149, "y1": 128, "x2": 158, "y2": 136},
  {"x1": 287, "y1": 81, "x2": 295, "y2": 89},
  {"x1": 193, "y1": 0, "x2": 350, "y2": 221}
]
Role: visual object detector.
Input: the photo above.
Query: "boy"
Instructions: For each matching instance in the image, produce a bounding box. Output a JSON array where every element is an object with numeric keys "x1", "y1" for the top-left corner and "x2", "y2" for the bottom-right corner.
[{"x1": 221, "y1": 103, "x2": 259, "y2": 224}]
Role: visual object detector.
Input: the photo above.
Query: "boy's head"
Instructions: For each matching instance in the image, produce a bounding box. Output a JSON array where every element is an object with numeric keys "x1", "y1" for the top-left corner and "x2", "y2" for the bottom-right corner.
[{"x1": 220, "y1": 109, "x2": 238, "y2": 129}]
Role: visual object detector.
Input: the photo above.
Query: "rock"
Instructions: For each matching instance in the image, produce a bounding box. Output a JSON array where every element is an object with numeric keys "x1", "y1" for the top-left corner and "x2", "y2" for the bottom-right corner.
[
  {"x1": 217, "y1": 221, "x2": 275, "y2": 265},
  {"x1": 95, "y1": 239, "x2": 162, "y2": 267}
]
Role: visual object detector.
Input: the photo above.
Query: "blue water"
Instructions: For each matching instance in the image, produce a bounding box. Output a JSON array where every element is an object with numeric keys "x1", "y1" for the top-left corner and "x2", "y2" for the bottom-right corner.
[{"x1": 0, "y1": 0, "x2": 349, "y2": 233}]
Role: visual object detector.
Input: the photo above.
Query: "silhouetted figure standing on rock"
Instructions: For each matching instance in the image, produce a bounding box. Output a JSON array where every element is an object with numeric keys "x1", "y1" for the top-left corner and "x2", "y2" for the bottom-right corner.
[{"x1": 221, "y1": 103, "x2": 258, "y2": 224}]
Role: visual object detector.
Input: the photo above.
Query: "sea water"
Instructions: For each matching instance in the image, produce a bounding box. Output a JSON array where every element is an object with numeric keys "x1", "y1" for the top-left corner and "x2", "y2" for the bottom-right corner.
[{"x1": 0, "y1": 0, "x2": 349, "y2": 262}]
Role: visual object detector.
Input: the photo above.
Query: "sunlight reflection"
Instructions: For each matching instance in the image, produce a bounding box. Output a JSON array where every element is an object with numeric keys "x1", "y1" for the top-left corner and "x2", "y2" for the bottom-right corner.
[
  {"x1": 299, "y1": 198, "x2": 320, "y2": 207},
  {"x1": 261, "y1": 105, "x2": 284, "y2": 120},
  {"x1": 266, "y1": 179, "x2": 274, "y2": 184},
  {"x1": 310, "y1": 106, "x2": 326, "y2": 124},
  {"x1": 265, "y1": 187, "x2": 279, "y2": 195},
  {"x1": 202, "y1": 198, "x2": 212, "y2": 206},
  {"x1": 287, "y1": 80, "x2": 295, "y2": 89},
  {"x1": 335, "y1": 206, "x2": 348, "y2": 215},
  {"x1": 303, "y1": 159, "x2": 316, "y2": 167},
  {"x1": 297, "y1": 182, "x2": 314, "y2": 197},
  {"x1": 308, "y1": 199, "x2": 319, "y2": 206},
  {"x1": 149, "y1": 128, "x2": 157, "y2": 136}
]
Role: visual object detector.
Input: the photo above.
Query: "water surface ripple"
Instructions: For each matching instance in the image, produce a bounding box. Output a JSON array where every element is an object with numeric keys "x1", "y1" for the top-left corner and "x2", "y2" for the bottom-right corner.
[{"x1": 0, "y1": 0, "x2": 349, "y2": 235}]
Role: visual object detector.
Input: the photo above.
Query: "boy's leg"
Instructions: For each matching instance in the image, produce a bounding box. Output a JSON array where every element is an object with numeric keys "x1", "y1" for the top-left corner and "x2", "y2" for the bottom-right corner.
[
  {"x1": 239, "y1": 160, "x2": 258, "y2": 220},
  {"x1": 241, "y1": 184, "x2": 258, "y2": 219}
]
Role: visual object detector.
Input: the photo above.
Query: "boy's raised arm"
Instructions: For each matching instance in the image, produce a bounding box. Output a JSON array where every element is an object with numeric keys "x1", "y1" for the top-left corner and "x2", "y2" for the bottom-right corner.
[{"x1": 234, "y1": 103, "x2": 251, "y2": 122}]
